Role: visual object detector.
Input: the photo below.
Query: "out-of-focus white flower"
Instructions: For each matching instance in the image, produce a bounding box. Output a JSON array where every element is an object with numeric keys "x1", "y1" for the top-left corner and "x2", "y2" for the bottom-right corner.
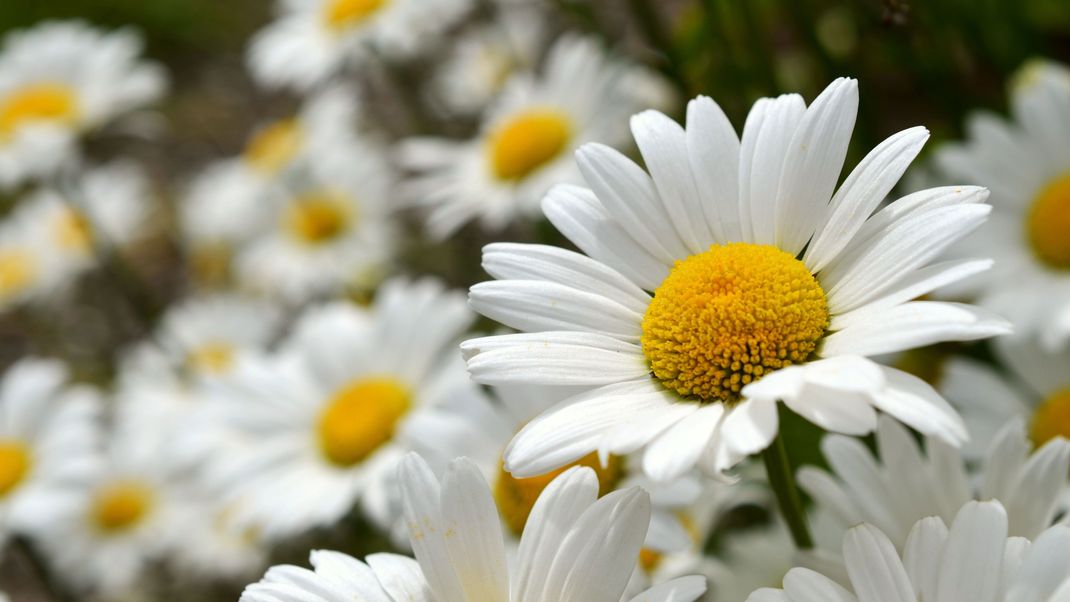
[
  {"x1": 248, "y1": 0, "x2": 473, "y2": 91},
  {"x1": 400, "y1": 34, "x2": 675, "y2": 238},
  {"x1": 0, "y1": 21, "x2": 165, "y2": 188},
  {"x1": 932, "y1": 60, "x2": 1070, "y2": 352},
  {"x1": 461, "y1": 79, "x2": 1008, "y2": 484}
]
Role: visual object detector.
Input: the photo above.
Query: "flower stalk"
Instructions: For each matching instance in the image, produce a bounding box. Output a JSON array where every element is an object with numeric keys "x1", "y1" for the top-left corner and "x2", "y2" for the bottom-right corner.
[{"x1": 762, "y1": 427, "x2": 814, "y2": 550}]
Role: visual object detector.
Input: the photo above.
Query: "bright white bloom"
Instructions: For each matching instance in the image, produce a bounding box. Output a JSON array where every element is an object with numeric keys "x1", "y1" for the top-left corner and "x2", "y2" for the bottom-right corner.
[
  {"x1": 0, "y1": 21, "x2": 165, "y2": 188},
  {"x1": 249, "y1": 0, "x2": 473, "y2": 91},
  {"x1": 462, "y1": 78, "x2": 1009, "y2": 483},
  {"x1": 799, "y1": 415, "x2": 1070, "y2": 553},
  {"x1": 932, "y1": 60, "x2": 1070, "y2": 352},
  {"x1": 214, "y1": 279, "x2": 473, "y2": 539},
  {"x1": 748, "y1": 500, "x2": 1070, "y2": 602},
  {"x1": 401, "y1": 34, "x2": 674, "y2": 238},
  {"x1": 0, "y1": 359, "x2": 99, "y2": 545},
  {"x1": 242, "y1": 549, "x2": 427, "y2": 602}
]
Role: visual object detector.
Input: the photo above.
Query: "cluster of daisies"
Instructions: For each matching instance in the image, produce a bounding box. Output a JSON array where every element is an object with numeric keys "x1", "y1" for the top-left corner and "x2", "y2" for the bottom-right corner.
[{"x1": 0, "y1": 0, "x2": 1067, "y2": 600}]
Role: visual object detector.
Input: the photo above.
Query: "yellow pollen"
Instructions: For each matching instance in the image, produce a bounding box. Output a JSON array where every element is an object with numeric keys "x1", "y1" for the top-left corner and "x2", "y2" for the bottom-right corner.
[
  {"x1": 642, "y1": 243, "x2": 829, "y2": 403},
  {"x1": 244, "y1": 119, "x2": 303, "y2": 173},
  {"x1": 317, "y1": 377, "x2": 411, "y2": 467},
  {"x1": 488, "y1": 109, "x2": 572, "y2": 181},
  {"x1": 0, "y1": 250, "x2": 35, "y2": 297},
  {"x1": 0, "y1": 441, "x2": 31, "y2": 496},
  {"x1": 91, "y1": 482, "x2": 153, "y2": 532},
  {"x1": 639, "y1": 548, "x2": 663, "y2": 573},
  {"x1": 323, "y1": 0, "x2": 388, "y2": 30},
  {"x1": 1027, "y1": 172, "x2": 1070, "y2": 269},
  {"x1": 494, "y1": 453, "x2": 622, "y2": 536},
  {"x1": 189, "y1": 342, "x2": 235, "y2": 375},
  {"x1": 284, "y1": 193, "x2": 353, "y2": 244},
  {"x1": 0, "y1": 83, "x2": 79, "y2": 138},
  {"x1": 53, "y1": 209, "x2": 94, "y2": 252},
  {"x1": 1031, "y1": 387, "x2": 1070, "y2": 447}
]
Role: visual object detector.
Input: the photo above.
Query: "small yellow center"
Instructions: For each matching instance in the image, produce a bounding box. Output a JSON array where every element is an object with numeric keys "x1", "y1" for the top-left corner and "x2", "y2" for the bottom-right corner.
[
  {"x1": 0, "y1": 250, "x2": 35, "y2": 297},
  {"x1": 488, "y1": 109, "x2": 573, "y2": 182},
  {"x1": 53, "y1": 208, "x2": 94, "y2": 252},
  {"x1": 1027, "y1": 172, "x2": 1070, "y2": 269},
  {"x1": 642, "y1": 243, "x2": 829, "y2": 403},
  {"x1": 189, "y1": 243, "x2": 232, "y2": 286},
  {"x1": 188, "y1": 342, "x2": 235, "y2": 375},
  {"x1": 0, "y1": 83, "x2": 79, "y2": 138},
  {"x1": 323, "y1": 0, "x2": 388, "y2": 30},
  {"x1": 494, "y1": 452, "x2": 622, "y2": 536},
  {"x1": 91, "y1": 482, "x2": 153, "y2": 532},
  {"x1": 317, "y1": 377, "x2": 411, "y2": 467},
  {"x1": 1031, "y1": 387, "x2": 1070, "y2": 447},
  {"x1": 284, "y1": 193, "x2": 353, "y2": 245},
  {"x1": 0, "y1": 441, "x2": 31, "y2": 496},
  {"x1": 244, "y1": 119, "x2": 303, "y2": 173}
]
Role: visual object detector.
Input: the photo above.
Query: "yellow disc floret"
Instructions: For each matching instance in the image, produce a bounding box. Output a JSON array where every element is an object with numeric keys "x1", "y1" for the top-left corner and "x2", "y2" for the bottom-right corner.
[
  {"x1": 53, "y1": 208, "x2": 94, "y2": 253},
  {"x1": 494, "y1": 452, "x2": 622, "y2": 536},
  {"x1": 0, "y1": 83, "x2": 79, "y2": 138},
  {"x1": 285, "y1": 193, "x2": 353, "y2": 245},
  {"x1": 324, "y1": 0, "x2": 388, "y2": 30},
  {"x1": 189, "y1": 342, "x2": 235, "y2": 375},
  {"x1": 0, "y1": 441, "x2": 31, "y2": 496},
  {"x1": 92, "y1": 481, "x2": 153, "y2": 532},
  {"x1": 488, "y1": 109, "x2": 572, "y2": 181},
  {"x1": 642, "y1": 243, "x2": 829, "y2": 403},
  {"x1": 317, "y1": 377, "x2": 411, "y2": 467},
  {"x1": 1031, "y1": 387, "x2": 1070, "y2": 447},
  {"x1": 244, "y1": 119, "x2": 303, "y2": 174},
  {"x1": 0, "y1": 250, "x2": 35, "y2": 298},
  {"x1": 1027, "y1": 172, "x2": 1070, "y2": 269}
]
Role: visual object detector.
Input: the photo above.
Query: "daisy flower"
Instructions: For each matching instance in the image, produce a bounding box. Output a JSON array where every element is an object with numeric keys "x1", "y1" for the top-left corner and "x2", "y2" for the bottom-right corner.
[
  {"x1": 241, "y1": 549, "x2": 429, "y2": 602},
  {"x1": 0, "y1": 21, "x2": 165, "y2": 188},
  {"x1": 400, "y1": 34, "x2": 675, "y2": 239},
  {"x1": 248, "y1": 0, "x2": 473, "y2": 91},
  {"x1": 931, "y1": 60, "x2": 1070, "y2": 352},
  {"x1": 0, "y1": 224, "x2": 48, "y2": 313},
  {"x1": 0, "y1": 359, "x2": 99, "y2": 545},
  {"x1": 798, "y1": 415, "x2": 1069, "y2": 553},
  {"x1": 397, "y1": 452, "x2": 707, "y2": 602},
  {"x1": 213, "y1": 279, "x2": 473, "y2": 539},
  {"x1": 748, "y1": 500, "x2": 1070, "y2": 602},
  {"x1": 462, "y1": 78, "x2": 1010, "y2": 483}
]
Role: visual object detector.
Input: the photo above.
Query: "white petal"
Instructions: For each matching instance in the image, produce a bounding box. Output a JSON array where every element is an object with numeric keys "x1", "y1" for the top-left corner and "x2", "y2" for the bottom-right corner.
[
  {"x1": 720, "y1": 398, "x2": 779, "y2": 457},
  {"x1": 872, "y1": 366, "x2": 968, "y2": 446},
  {"x1": 397, "y1": 453, "x2": 467, "y2": 602},
  {"x1": 901, "y1": 517, "x2": 948, "y2": 602},
  {"x1": 462, "y1": 332, "x2": 648, "y2": 386},
  {"x1": 439, "y1": 458, "x2": 509, "y2": 602},
  {"x1": 782, "y1": 567, "x2": 857, "y2": 602},
  {"x1": 629, "y1": 575, "x2": 708, "y2": 602},
  {"x1": 686, "y1": 95, "x2": 742, "y2": 242},
  {"x1": 642, "y1": 403, "x2": 724, "y2": 482},
  {"x1": 842, "y1": 524, "x2": 915, "y2": 602},
  {"x1": 739, "y1": 94, "x2": 806, "y2": 244},
  {"x1": 365, "y1": 554, "x2": 433, "y2": 602},
  {"x1": 469, "y1": 280, "x2": 643, "y2": 339},
  {"x1": 935, "y1": 500, "x2": 1008, "y2": 602}
]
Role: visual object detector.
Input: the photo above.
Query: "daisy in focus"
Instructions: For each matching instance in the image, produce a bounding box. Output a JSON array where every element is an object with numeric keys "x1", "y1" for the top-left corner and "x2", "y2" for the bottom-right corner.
[
  {"x1": 248, "y1": 0, "x2": 473, "y2": 91},
  {"x1": 932, "y1": 60, "x2": 1070, "y2": 352},
  {"x1": 400, "y1": 34, "x2": 675, "y2": 238},
  {"x1": 748, "y1": 500, "x2": 1070, "y2": 602},
  {"x1": 462, "y1": 78, "x2": 1010, "y2": 483},
  {"x1": 0, "y1": 21, "x2": 165, "y2": 188}
]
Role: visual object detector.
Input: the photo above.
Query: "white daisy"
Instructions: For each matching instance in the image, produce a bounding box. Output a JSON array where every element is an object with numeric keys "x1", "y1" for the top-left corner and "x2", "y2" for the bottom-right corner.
[
  {"x1": 0, "y1": 359, "x2": 100, "y2": 545},
  {"x1": 747, "y1": 500, "x2": 1070, "y2": 602},
  {"x1": 167, "y1": 492, "x2": 269, "y2": 582},
  {"x1": 0, "y1": 223, "x2": 48, "y2": 313},
  {"x1": 0, "y1": 21, "x2": 165, "y2": 188},
  {"x1": 798, "y1": 414, "x2": 1070, "y2": 554},
  {"x1": 400, "y1": 34, "x2": 675, "y2": 238},
  {"x1": 932, "y1": 60, "x2": 1070, "y2": 352},
  {"x1": 213, "y1": 278, "x2": 473, "y2": 539},
  {"x1": 242, "y1": 549, "x2": 429, "y2": 602},
  {"x1": 248, "y1": 0, "x2": 473, "y2": 91},
  {"x1": 398, "y1": 452, "x2": 708, "y2": 602},
  {"x1": 461, "y1": 78, "x2": 1010, "y2": 483}
]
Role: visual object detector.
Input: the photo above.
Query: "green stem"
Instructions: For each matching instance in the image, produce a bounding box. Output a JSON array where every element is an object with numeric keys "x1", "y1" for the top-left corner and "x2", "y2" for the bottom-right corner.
[{"x1": 762, "y1": 429, "x2": 813, "y2": 549}]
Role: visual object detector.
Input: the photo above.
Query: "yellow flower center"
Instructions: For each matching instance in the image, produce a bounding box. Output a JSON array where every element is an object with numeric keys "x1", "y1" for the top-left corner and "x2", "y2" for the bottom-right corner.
[
  {"x1": 284, "y1": 193, "x2": 353, "y2": 245},
  {"x1": 188, "y1": 342, "x2": 235, "y2": 375},
  {"x1": 91, "y1": 481, "x2": 153, "y2": 532},
  {"x1": 494, "y1": 452, "x2": 622, "y2": 536},
  {"x1": 323, "y1": 0, "x2": 389, "y2": 30},
  {"x1": 0, "y1": 250, "x2": 36, "y2": 297},
  {"x1": 1031, "y1": 387, "x2": 1070, "y2": 447},
  {"x1": 244, "y1": 119, "x2": 303, "y2": 174},
  {"x1": 189, "y1": 243, "x2": 231, "y2": 286},
  {"x1": 488, "y1": 109, "x2": 573, "y2": 182},
  {"x1": 52, "y1": 208, "x2": 94, "y2": 252},
  {"x1": 317, "y1": 377, "x2": 411, "y2": 467},
  {"x1": 0, "y1": 83, "x2": 79, "y2": 138},
  {"x1": 1027, "y1": 172, "x2": 1070, "y2": 269},
  {"x1": 0, "y1": 441, "x2": 31, "y2": 496},
  {"x1": 642, "y1": 243, "x2": 829, "y2": 403}
]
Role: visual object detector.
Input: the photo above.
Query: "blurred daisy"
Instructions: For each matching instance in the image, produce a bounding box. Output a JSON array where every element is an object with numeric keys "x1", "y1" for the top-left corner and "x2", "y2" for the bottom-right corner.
[
  {"x1": 933, "y1": 60, "x2": 1070, "y2": 352},
  {"x1": 248, "y1": 0, "x2": 473, "y2": 91},
  {"x1": 798, "y1": 415, "x2": 1069, "y2": 553},
  {"x1": 215, "y1": 279, "x2": 473, "y2": 539},
  {"x1": 462, "y1": 79, "x2": 1009, "y2": 483},
  {"x1": 168, "y1": 492, "x2": 268, "y2": 582},
  {"x1": 400, "y1": 34, "x2": 674, "y2": 238},
  {"x1": 705, "y1": 521, "x2": 797, "y2": 601},
  {"x1": 0, "y1": 225, "x2": 47, "y2": 312},
  {"x1": 748, "y1": 500, "x2": 1070, "y2": 602},
  {"x1": 398, "y1": 452, "x2": 707, "y2": 601},
  {"x1": 0, "y1": 359, "x2": 99, "y2": 545},
  {"x1": 0, "y1": 21, "x2": 165, "y2": 188},
  {"x1": 242, "y1": 549, "x2": 428, "y2": 602}
]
